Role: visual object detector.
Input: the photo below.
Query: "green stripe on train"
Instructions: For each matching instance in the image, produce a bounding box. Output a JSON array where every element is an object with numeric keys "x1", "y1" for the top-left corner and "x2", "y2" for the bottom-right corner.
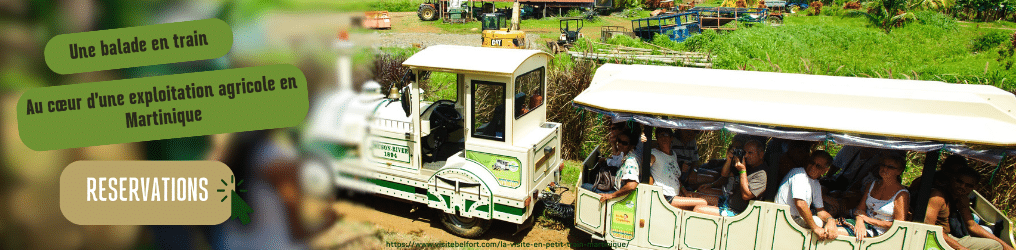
[
  {"x1": 368, "y1": 178, "x2": 418, "y2": 193},
  {"x1": 356, "y1": 175, "x2": 508, "y2": 215},
  {"x1": 495, "y1": 204, "x2": 525, "y2": 216}
]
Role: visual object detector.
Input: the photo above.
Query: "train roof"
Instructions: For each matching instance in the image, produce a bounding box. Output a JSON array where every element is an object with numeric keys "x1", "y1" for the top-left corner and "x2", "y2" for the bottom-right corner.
[
  {"x1": 403, "y1": 45, "x2": 552, "y2": 77},
  {"x1": 573, "y1": 64, "x2": 1015, "y2": 161}
]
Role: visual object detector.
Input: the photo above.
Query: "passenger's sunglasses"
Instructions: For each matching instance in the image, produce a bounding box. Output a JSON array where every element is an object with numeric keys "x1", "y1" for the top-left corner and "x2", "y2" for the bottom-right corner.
[{"x1": 881, "y1": 164, "x2": 903, "y2": 170}]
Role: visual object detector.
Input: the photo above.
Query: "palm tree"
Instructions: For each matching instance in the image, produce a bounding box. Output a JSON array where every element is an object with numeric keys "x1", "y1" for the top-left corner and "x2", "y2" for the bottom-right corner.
[{"x1": 847, "y1": 0, "x2": 916, "y2": 34}]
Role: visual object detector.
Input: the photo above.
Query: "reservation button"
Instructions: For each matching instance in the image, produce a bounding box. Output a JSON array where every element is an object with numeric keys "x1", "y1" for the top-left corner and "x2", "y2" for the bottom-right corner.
[{"x1": 60, "y1": 161, "x2": 233, "y2": 225}]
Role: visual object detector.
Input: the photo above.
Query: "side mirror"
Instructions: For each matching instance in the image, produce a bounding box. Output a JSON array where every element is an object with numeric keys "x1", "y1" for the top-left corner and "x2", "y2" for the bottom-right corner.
[{"x1": 401, "y1": 85, "x2": 412, "y2": 117}]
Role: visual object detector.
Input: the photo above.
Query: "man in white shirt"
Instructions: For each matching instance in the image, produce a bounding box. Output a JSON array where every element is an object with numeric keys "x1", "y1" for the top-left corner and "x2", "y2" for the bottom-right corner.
[{"x1": 775, "y1": 150, "x2": 839, "y2": 241}]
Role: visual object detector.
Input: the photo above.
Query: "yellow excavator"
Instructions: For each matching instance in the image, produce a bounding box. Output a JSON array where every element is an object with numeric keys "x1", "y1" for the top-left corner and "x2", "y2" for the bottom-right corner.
[{"x1": 481, "y1": 1, "x2": 527, "y2": 49}]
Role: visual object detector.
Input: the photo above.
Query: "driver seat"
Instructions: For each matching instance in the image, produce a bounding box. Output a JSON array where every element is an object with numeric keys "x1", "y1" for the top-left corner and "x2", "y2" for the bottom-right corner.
[{"x1": 421, "y1": 100, "x2": 464, "y2": 163}]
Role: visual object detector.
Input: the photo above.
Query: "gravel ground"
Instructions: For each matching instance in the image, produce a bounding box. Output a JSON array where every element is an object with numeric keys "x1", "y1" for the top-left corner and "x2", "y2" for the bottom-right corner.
[{"x1": 356, "y1": 31, "x2": 542, "y2": 50}]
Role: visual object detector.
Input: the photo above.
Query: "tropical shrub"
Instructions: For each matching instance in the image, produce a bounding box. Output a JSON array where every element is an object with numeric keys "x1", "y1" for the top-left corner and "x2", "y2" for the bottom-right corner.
[
  {"x1": 848, "y1": 0, "x2": 915, "y2": 34},
  {"x1": 970, "y1": 30, "x2": 1009, "y2": 52}
]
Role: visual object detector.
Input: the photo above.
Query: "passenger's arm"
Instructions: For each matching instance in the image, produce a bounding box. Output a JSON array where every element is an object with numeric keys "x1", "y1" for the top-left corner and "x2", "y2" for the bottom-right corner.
[
  {"x1": 853, "y1": 184, "x2": 872, "y2": 241},
  {"x1": 600, "y1": 181, "x2": 639, "y2": 204},
  {"x1": 815, "y1": 208, "x2": 838, "y2": 240},
  {"x1": 892, "y1": 191, "x2": 909, "y2": 222},
  {"x1": 924, "y1": 191, "x2": 968, "y2": 250},
  {"x1": 720, "y1": 156, "x2": 736, "y2": 177},
  {"x1": 957, "y1": 196, "x2": 1014, "y2": 250},
  {"x1": 650, "y1": 156, "x2": 657, "y2": 185},
  {"x1": 736, "y1": 165, "x2": 762, "y2": 201},
  {"x1": 796, "y1": 199, "x2": 828, "y2": 239}
]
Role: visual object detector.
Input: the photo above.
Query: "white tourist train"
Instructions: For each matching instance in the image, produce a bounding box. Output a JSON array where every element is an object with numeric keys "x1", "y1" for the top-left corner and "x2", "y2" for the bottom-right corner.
[{"x1": 571, "y1": 63, "x2": 1015, "y2": 250}]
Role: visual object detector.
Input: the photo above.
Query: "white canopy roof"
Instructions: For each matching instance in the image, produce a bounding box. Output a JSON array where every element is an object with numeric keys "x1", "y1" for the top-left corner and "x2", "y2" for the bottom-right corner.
[
  {"x1": 402, "y1": 45, "x2": 552, "y2": 76},
  {"x1": 574, "y1": 64, "x2": 1016, "y2": 147}
]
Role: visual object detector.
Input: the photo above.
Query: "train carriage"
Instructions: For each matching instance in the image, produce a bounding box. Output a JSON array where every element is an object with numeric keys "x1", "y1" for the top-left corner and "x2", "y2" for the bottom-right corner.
[{"x1": 571, "y1": 64, "x2": 1015, "y2": 250}]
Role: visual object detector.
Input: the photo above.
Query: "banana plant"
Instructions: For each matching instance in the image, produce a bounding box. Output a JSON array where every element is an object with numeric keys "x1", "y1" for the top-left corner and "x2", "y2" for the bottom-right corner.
[
  {"x1": 909, "y1": 0, "x2": 949, "y2": 10},
  {"x1": 846, "y1": 0, "x2": 916, "y2": 34}
]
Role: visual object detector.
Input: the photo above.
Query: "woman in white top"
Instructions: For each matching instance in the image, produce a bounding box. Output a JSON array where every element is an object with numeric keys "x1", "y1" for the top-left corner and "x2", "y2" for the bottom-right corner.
[
  {"x1": 647, "y1": 128, "x2": 721, "y2": 215},
  {"x1": 852, "y1": 155, "x2": 910, "y2": 241},
  {"x1": 650, "y1": 131, "x2": 681, "y2": 200}
]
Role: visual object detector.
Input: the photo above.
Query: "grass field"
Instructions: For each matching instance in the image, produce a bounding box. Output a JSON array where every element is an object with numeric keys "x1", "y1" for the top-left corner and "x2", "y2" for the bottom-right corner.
[{"x1": 599, "y1": 11, "x2": 1016, "y2": 92}]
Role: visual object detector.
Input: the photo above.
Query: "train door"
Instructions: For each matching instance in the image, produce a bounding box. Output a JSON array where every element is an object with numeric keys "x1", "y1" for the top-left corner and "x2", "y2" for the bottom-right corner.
[{"x1": 632, "y1": 186, "x2": 681, "y2": 250}]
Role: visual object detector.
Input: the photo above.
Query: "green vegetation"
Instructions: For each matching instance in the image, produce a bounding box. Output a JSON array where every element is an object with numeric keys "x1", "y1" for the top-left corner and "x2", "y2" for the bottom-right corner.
[
  {"x1": 561, "y1": 160, "x2": 583, "y2": 185},
  {"x1": 608, "y1": 13, "x2": 1018, "y2": 91},
  {"x1": 970, "y1": 29, "x2": 1010, "y2": 52},
  {"x1": 846, "y1": 0, "x2": 916, "y2": 34},
  {"x1": 368, "y1": 0, "x2": 423, "y2": 12}
]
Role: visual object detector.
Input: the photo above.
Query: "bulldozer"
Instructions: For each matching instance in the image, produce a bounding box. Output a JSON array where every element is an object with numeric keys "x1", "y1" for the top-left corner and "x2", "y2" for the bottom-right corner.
[{"x1": 481, "y1": 1, "x2": 527, "y2": 49}]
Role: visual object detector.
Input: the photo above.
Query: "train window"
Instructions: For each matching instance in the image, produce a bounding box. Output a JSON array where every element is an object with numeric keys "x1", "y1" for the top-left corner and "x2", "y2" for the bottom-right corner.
[
  {"x1": 514, "y1": 67, "x2": 544, "y2": 119},
  {"x1": 472, "y1": 80, "x2": 506, "y2": 141}
]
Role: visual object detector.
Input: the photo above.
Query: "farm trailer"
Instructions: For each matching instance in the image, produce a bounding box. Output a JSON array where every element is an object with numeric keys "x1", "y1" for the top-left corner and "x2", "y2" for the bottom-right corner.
[{"x1": 632, "y1": 10, "x2": 702, "y2": 42}]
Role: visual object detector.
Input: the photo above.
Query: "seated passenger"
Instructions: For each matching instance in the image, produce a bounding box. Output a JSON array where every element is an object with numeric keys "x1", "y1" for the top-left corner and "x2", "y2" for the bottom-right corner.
[
  {"x1": 598, "y1": 132, "x2": 642, "y2": 202},
  {"x1": 924, "y1": 166, "x2": 1012, "y2": 250},
  {"x1": 774, "y1": 150, "x2": 839, "y2": 241},
  {"x1": 822, "y1": 146, "x2": 888, "y2": 217},
  {"x1": 720, "y1": 139, "x2": 769, "y2": 216},
  {"x1": 841, "y1": 154, "x2": 909, "y2": 241},
  {"x1": 684, "y1": 138, "x2": 769, "y2": 216},
  {"x1": 649, "y1": 128, "x2": 718, "y2": 213},
  {"x1": 671, "y1": 129, "x2": 701, "y2": 173},
  {"x1": 605, "y1": 122, "x2": 629, "y2": 168},
  {"x1": 910, "y1": 155, "x2": 966, "y2": 202},
  {"x1": 582, "y1": 123, "x2": 631, "y2": 193},
  {"x1": 649, "y1": 128, "x2": 681, "y2": 202},
  {"x1": 684, "y1": 134, "x2": 749, "y2": 191}
]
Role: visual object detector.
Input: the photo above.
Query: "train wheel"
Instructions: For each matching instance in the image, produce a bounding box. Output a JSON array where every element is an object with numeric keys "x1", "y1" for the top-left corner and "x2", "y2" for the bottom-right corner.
[
  {"x1": 439, "y1": 210, "x2": 492, "y2": 238},
  {"x1": 419, "y1": 5, "x2": 438, "y2": 21}
]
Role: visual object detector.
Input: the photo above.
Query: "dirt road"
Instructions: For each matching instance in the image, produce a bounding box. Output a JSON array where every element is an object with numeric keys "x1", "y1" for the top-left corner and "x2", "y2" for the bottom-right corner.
[{"x1": 323, "y1": 192, "x2": 596, "y2": 250}]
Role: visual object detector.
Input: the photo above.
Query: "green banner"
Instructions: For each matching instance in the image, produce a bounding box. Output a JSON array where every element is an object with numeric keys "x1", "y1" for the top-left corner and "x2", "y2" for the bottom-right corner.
[
  {"x1": 610, "y1": 190, "x2": 637, "y2": 241},
  {"x1": 18, "y1": 64, "x2": 308, "y2": 151},
  {"x1": 44, "y1": 19, "x2": 232, "y2": 74},
  {"x1": 923, "y1": 231, "x2": 945, "y2": 250},
  {"x1": 466, "y1": 151, "x2": 521, "y2": 188}
]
